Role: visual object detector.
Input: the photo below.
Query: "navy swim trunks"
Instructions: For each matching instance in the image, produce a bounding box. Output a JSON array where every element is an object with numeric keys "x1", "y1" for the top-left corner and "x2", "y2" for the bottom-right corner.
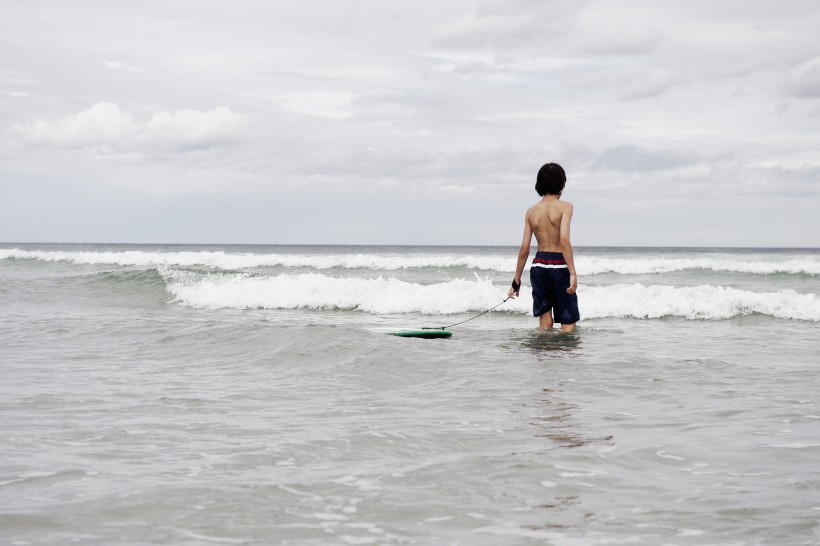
[{"x1": 529, "y1": 251, "x2": 580, "y2": 324}]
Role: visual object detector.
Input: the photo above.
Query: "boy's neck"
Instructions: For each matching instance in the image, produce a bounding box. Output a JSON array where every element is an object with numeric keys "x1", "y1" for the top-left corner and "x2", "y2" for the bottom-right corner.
[{"x1": 543, "y1": 193, "x2": 561, "y2": 201}]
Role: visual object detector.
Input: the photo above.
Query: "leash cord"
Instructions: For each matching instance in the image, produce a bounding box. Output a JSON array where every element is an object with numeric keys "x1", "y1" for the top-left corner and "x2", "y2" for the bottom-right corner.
[{"x1": 422, "y1": 297, "x2": 510, "y2": 330}]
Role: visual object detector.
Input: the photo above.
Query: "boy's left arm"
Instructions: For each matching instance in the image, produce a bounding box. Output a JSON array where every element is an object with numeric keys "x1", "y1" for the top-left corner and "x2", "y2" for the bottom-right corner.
[{"x1": 559, "y1": 204, "x2": 577, "y2": 295}]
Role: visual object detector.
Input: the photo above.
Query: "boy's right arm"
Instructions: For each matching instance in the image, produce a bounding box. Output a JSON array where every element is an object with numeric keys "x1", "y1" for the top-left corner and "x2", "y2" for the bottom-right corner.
[{"x1": 508, "y1": 213, "x2": 532, "y2": 298}]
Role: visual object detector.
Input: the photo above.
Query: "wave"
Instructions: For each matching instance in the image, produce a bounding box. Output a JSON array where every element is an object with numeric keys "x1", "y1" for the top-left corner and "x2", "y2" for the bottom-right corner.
[
  {"x1": 163, "y1": 270, "x2": 506, "y2": 316},
  {"x1": 581, "y1": 284, "x2": 819, "y2": 321},
  {"x1": 160, "y1": 270, "x2": 819, "y2": 321},
  {"x1": 89, "y1": 268, "x2": 167, "y2": 287},
  {"x1": 581, "y1": 256, "x2": 820, "y2": 276},
  {"x1": 0, "y1": 248, "x2": 510, "y2": 272},
  {"x1": 3, "y1": 248, "x2": 818, "y2": 276}
]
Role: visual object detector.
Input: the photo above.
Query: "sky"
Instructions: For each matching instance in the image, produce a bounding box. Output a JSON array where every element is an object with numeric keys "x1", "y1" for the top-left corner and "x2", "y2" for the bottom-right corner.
[{"x1": 1, "y1": 0, "x2": 819, "y2": 247}]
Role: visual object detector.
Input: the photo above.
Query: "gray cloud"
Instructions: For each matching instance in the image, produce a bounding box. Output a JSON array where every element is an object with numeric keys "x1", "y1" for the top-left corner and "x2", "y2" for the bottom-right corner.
[
  {"x1": 432, "y1": 0, "x2": 587, "y2": 50},
  {"x1": 593, "y1": 145, "x2": 699, "y2": 173},
  {"x1": 787, "y1": 58, "x2": 820, "y2": 98}
]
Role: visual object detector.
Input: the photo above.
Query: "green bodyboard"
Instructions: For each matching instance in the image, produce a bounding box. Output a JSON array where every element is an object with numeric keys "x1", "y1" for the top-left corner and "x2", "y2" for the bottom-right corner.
[{"x1": 390, "y1": 330, "x2": 453, "y2": 339}]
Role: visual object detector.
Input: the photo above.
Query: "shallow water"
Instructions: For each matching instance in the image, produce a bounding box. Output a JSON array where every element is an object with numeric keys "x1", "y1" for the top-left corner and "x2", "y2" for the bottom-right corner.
[{"x1": 1, "y1": 245, "x2": 819, "y2": 545}]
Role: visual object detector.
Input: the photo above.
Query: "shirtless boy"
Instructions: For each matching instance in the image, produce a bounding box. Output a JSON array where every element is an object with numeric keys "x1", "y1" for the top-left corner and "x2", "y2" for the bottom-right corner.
[{"x1": 507, "y1": 162, "x2": 580, "y2": 332}]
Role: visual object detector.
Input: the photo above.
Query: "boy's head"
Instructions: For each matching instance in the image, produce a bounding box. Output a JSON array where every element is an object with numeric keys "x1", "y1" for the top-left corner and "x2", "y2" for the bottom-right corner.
[{"x1": 535, "y1": 162, "x2": 566, "y2": 196}]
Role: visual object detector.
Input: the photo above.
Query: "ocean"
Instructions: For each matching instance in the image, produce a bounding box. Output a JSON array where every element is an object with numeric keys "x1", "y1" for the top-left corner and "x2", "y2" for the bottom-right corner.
[{"x1": 1, "y1": 244, "x2": 818, "y2": 545}]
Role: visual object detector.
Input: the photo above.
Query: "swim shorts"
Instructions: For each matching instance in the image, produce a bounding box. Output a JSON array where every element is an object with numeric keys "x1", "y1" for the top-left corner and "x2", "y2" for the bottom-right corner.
[{"x1": 529, "y1": 251, "x2": 580, "y2": 324}]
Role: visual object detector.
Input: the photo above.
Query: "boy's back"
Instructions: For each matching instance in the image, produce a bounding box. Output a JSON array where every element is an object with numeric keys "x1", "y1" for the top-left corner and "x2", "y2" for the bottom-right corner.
[{"x1": 526, "y1": 198, "x2": 574, "y2": 252}]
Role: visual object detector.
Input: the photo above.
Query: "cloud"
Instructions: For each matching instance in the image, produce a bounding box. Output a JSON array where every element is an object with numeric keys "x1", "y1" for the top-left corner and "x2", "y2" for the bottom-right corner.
[
  {"x1": 276, "y1": 91, "x2": 356, "y2": 119},
  {"x1": 104, "y1": 61, "x2": 145, "y2": 73},
  {"x1": 565, "y1": 65, "x2": 681, "y2": 100},
  {"x1": 575, "y1": 7, "x2": 664, "y2": 56},
  {"x1": 15, "y1": 102, "x2": 138, "y2": 148},
  {"x1": 787, "y1": 57, "x2": 820, "y2": 98},
  {"x1": 743, "y1": 162, "x2": 820, "y2": 197},
  {"x1": 11, "y1": 103, "x2": 248, "y2": 154},
  {"x1": 145, "y1": 107, "x2": 248, "y2": 150},
  {"x1": 578, "y1": 29, "x2": 663, "y2": 56},
  {"x1": 434, "y1": 12, "x2": 538, "y2": 49},
  {"x1": 593, "y1": 145, "x2": 699, "y2": 172},
  {"x1": 619, "y1": 69, "x2": 680, "y2": 100},
  {"x1": 432, "y1": 0, "x2": 588, "y2": 50}
]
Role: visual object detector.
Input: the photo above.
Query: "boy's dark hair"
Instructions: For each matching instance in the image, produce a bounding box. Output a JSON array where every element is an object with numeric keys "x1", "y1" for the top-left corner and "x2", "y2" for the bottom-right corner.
[{"x1": 535, "y1": 162, "x2": 566, "y2": 196}]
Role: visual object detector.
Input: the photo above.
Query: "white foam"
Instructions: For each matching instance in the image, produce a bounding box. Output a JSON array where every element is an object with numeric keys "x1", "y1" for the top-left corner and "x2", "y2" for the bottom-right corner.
[
  {"x1": 312, "y1": 513, "x2": 348, "y2": 521},
  {"x1": 581, "y1": 256, "x2": 820, "y2": 276},
  {"x1": 175, "y1": 530, "x2": 246, "y2": 544},
  {"x1": 582, "y1": 284, "x2": 820, "y2": 321},
  {"x1": 164, "y1": 270, "x2": 512, "y2": 315},
  {"x1": 2, "y1": 248, "x2": 818, "y2": 275},
  {"x1": 763, "y1": 443, "x2": 820, "y2": 449},
  {"x1": 0, "y1": 248, "x2": 511, "y2": 271},
  {"x1": 162, "y1": 271, "x2": 819, "y2": 321}
]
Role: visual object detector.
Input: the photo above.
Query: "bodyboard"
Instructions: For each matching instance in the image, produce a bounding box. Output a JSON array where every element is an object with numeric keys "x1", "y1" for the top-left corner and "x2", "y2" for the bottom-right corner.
[{"x1": 390, "y1": 330, "x2": 453, "y2": 339}]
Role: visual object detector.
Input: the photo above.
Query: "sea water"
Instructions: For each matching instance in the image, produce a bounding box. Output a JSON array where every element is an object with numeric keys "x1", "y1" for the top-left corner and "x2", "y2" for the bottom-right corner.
[{"x1": 1, "y1": 244, "x2": 818, "y2": 545}]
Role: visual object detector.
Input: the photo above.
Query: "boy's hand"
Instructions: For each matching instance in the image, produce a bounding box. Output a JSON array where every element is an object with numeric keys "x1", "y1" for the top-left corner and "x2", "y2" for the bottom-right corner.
[
  {"x1": 567, "y1": 274, "x2": 577, "y2": 295},
  {"x1": 509, "y1": 278, "x2": 521, "y2": 299}
]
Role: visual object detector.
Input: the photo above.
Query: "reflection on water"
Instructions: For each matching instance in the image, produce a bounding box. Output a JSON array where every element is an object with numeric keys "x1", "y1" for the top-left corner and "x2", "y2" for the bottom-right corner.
[
  {"x1": 528, "y1": 387, "x2": 613, "y2": 450},
  {"x1": 508, "y1": 383, "x2": 614, "y2": 534},
  {"x1": 523, "y1": 495, "x2": 583, "y2": 532},
  {"x1": 515, "y1": 328, "x2": 582, "y2": 354},
  {"x1": 507, "y1": 327, "x2": 612, "y2": 534}
]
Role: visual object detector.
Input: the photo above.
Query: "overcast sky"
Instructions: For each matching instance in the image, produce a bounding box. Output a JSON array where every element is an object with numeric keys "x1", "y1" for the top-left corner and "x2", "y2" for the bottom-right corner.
[{"x1": 1, "y1": 0, "x2": 818, "y2": 246}]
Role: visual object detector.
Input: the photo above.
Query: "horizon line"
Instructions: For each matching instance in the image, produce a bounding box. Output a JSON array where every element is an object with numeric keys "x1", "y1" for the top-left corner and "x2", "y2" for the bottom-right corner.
[{"x1": 2, "y1": 242, "x2": 818, "y2": 251}]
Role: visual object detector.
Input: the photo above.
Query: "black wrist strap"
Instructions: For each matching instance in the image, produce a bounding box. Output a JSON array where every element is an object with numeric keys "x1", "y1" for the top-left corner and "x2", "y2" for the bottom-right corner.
[{"x1": 511, "y1": 278, "x2": 521, "y2": 293}]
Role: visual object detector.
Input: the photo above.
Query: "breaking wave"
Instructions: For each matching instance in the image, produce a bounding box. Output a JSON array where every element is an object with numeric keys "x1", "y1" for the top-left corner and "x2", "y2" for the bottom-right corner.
[{"x1": 160, "y1": 269, "x2": 820, "y2": 321}]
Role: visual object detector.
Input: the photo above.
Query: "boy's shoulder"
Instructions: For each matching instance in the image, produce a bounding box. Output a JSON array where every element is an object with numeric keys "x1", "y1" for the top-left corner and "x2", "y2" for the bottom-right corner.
[{"x1": 527, "y1": 198, "x2": 574, "y2": 214}]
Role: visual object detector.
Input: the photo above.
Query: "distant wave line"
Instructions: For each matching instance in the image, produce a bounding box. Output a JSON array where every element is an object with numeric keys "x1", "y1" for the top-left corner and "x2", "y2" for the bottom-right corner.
[{"x1": 2, "y1": 248, "x2": 818, "y2": 276}]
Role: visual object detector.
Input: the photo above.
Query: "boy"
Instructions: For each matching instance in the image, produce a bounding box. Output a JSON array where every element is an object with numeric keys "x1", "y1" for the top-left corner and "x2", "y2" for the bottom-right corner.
[{"x1": 507, "y1": 162, "x2": 579, "y2": 332}]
